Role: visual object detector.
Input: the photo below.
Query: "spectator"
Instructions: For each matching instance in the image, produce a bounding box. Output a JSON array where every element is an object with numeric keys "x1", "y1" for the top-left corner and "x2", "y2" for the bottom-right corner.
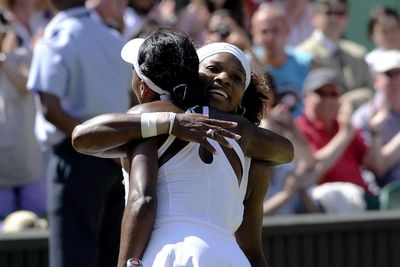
[
  {"x1": 177, "y1": 0, "x2": 210, "y2": 45},
  {"x1": 205, "y1": 0, "x2": 246, "y2": 28},
  {"x1": 297, "y1": 0, "x2": 373, "y2": 108},
  {"x1": 125, "y1": 0, "x2": 177, "y2": 39},
  {"x1": 261, "y1": 92, "x2": 320, "y2": 215},
  {"x1": 274, "y1": 0, "x2": 314, "y2": 47},
  {"x1": 26, "y1": 0, "x2": 132, "y2": 266},
  {"x1": 87, "y1": 0, "x2": 128, "y2": 34},
  {"x1": 352, "y1": 50, "x2": 400, "y2": 189},
  {"x1": 0, "y1": 15, "x2": 46, "y2": 222},
  {"x1": 251, "y1": 3, "x2": 313, "y2": 116},
  {"x1": 0, "y1": 0, "x2": 48, "y2": 51},
  {"x1": 295, "y1": 68, "x2": 381, "y2": 212},
  {"x1": 365, "y1": 5, "x2": 400, "y2": 72},
  {"x1": 205, "y1": 8, "x2": 254, "y2": 56}
]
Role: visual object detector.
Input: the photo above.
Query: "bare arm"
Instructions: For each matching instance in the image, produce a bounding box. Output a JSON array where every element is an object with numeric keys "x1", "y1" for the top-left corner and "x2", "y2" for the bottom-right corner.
[
  {"x1": 241, "y1": 121, "x2": 294, "y2": 165},
  {"x1": 118, "y1": 139, "x2": 158, "y2": 267},
  {"x1": 235, "y1": 160, "x2": 269, "y2": 267},
  {"x1": 1, "y1": 54, "x2": 30, "y2": 96},
  {"x1": 263, "y1": 163, "x2": 320, "y2": 215},
  {"x1": 38, "y1": 91, "x2": 81, "y2": 135},
  {"x1": 72, "y1": 101, "x2": 240, "y2": 158},
  {"x1": 312, "y1": 100, "x2": 356, "y2": 177}
]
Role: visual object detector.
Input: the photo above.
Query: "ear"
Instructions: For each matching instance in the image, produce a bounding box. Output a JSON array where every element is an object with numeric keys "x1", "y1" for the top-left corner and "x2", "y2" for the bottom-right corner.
[{"x1": 140, "y1": 81, "x2": 158, "y2": 101}]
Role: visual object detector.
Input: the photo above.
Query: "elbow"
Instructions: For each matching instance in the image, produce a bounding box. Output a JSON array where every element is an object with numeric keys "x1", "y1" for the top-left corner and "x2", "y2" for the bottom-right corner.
[
  {"x1": 71, "y1": 124, "x2": 92, "y2": 153},
  {"x1": 126, "y1": 193, "x2": 157, "y2": 217},
  {"x1": 279, "y1": 139, "x2": 295, "y2": 164},
  {"x1": 71, "y1": 125, "x2": 85, "y2": 151}
]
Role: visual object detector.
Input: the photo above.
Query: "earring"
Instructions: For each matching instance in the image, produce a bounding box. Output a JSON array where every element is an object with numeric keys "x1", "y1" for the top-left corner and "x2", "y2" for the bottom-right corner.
[{"x1": 235, "y1": 105, "x2": 246, "y2": 115}]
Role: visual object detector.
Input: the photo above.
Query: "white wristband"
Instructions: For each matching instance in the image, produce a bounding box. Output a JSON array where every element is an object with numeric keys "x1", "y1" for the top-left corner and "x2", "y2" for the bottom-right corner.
[
  {"x1": 168, "y1": 113, "x2": 176, "y2": 135},
  {"x1": 141, "y1": 113, "x2": 158, "y2": 138}
]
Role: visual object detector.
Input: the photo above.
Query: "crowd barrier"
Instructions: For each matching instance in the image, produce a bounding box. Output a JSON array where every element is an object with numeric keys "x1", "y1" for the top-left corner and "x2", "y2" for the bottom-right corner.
[
  {"x1": 1, "y1": 210, "x2": 399, "y2": 267},
  {"x1": 263, "y1": 210, "x2": 400, "y2": 267}
]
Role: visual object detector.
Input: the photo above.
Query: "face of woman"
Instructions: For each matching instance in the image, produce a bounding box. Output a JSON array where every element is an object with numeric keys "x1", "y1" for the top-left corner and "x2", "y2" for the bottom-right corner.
[{"x1": 199, "y1": 53, "x2": 246, "y2": 113}]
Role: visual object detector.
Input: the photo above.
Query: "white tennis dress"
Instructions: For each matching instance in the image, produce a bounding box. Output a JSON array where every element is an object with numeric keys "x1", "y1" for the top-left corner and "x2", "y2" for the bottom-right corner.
[{"x1": 123, "y1": 107, "x2": 251, "y2": 267}]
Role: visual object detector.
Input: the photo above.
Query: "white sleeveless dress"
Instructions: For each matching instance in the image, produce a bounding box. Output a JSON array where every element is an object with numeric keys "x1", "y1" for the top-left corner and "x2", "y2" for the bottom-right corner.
[{"x1": 123, "y1": 107, "x2": 252, "y2": 267}]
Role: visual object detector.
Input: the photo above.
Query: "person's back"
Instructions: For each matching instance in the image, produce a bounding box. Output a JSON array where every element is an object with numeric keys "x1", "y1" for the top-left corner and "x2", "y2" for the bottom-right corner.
[{"x1": 139, "y1": 106, "x2": 252, "y2": 266}]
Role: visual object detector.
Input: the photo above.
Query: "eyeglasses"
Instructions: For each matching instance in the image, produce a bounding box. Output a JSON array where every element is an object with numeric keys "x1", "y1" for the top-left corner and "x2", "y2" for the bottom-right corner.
[
  {"x1": 314, "y1": 90, "x2": 340, "y2": 98},
  {"x1": 384, "y1": 71, "x2": 400, "y2": 80},
  {"x1": 323, "y1": 10, "x2": 347, "y2": 17}
]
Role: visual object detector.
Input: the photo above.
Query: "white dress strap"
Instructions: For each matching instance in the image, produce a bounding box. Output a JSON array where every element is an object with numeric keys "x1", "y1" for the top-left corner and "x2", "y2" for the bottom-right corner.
[{"x1": 157, "y1": 106, "x2": 198, "y2": 158}]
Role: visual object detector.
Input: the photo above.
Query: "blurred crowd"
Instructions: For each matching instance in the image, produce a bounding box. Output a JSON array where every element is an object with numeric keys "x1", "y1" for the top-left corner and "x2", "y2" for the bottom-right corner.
[{"x1": 1, "y1": 0, "x2": 400, "y2": 233}]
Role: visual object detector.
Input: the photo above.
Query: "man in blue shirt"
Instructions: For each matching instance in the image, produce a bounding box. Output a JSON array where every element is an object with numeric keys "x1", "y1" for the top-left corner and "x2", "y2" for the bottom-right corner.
[
  {"x1": 250, "y1": 2, "x2": 313, "y2": 116},
  {"x1": 27, "y1": 0, "x2": 132, "y2": 266}
]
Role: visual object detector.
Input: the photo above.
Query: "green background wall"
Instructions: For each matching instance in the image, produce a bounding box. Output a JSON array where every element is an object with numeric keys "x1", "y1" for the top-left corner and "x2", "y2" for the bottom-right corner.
[{"x1": 345, "y1": 0, "x2": 400, "y2": 50}]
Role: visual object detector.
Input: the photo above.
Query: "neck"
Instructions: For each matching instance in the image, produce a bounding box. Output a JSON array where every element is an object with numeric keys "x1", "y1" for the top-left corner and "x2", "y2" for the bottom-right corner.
[{"x1": 322, "y1": 30, "x2": 341, "y2": 42}]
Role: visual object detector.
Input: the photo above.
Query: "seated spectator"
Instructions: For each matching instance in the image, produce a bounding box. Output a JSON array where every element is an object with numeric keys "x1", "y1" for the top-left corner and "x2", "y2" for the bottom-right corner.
[
  {"x1": 352, "y1": 50, "x2": 400, "y2": 189},
  {"x1": 297, "y1": 0, "x2": 373, "y2": 108},
  {"x1": 365, "y1": 5, "x2": 400, "y2": 72},
  {"x1": 250, "y1": 3, "x2": 313, "y2": 116},
  {"x1": 295, "y1": 68, "x2": 381, "y2": 211},
  {"x1": 261, "y1": 90, "x2": 321, "y2": 215}
]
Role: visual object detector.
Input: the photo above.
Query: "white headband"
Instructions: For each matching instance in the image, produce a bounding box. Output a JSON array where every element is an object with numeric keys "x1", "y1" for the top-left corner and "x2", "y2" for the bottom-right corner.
[
  {"x1": 197, "y1": 42, "x2": 251, "y2": 89},
  {"x1": 121, "y1": 38, "x2": 171, "y2": 98}
]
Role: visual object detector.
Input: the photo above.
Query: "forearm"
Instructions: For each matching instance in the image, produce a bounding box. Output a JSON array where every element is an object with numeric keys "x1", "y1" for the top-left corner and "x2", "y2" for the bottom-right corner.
[
  {"x1": 38, "y1": 92, "x2": 80, "y2": 135},
  {"x1": 236, "y1": 162, "x2": 269, "y2": 267},
  {"x1": 244, "y1": 126, "x2": 294, "y2": 165},
  {"x1": 378, "y1": 132, "x2": 400, "y2": 176},
  {"x1": 364, "y1": 131, "x2": 384, "y2": 176},
  {"x1": 72, "y1": 112, "x2": 172, "y2": 156},
  {"x1": 263, "y1": 191, "x2": 294, "y2": 215},
  {"x1": 1, "y1": 58, "x2": 29, "y2": 96},
  {"x1": 285, "y1": 125, "x2": 316, "y2": 166},
  {"x1": 314, "y1": 126, "x2": 355, "y2": 176},
  {"x1": 118, "y1": 140, "x2": 158, "y2": 267}
]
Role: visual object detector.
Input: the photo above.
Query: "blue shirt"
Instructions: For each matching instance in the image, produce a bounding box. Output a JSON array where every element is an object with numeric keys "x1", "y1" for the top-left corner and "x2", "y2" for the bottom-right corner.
[
  {"x1": 27, "y1": 7, "x2": 132, "y2": 147},
  {"x1": 254, "y1": 46, "x2": 312, "y2": 116}
]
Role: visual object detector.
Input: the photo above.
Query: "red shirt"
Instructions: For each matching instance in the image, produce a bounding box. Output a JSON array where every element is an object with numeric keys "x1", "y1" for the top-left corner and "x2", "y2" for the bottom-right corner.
[{"x1": 295, "y1": 114, "x2": 370, "y2": 193}]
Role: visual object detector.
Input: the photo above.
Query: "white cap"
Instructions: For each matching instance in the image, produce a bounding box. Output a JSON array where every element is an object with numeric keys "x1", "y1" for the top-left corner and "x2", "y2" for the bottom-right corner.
[
  {"x1": 121, "y1": 38, "x2": 171, "y2": 97},
  {"x1": 372, "y1": 50, "x2": 400, "y2": 73}
]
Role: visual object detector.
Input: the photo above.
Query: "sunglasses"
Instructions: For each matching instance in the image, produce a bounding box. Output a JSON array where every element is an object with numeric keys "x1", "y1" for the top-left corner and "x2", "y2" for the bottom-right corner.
[
  {"x1": 314, "y1": 90, "x2": 340, "y2": 98},
  {"x1": 323, "y1": 10, "x2": 347, "y2": 17},
  {"x1": 384, "y1": 71, "x2": 400, "y2": 80}
]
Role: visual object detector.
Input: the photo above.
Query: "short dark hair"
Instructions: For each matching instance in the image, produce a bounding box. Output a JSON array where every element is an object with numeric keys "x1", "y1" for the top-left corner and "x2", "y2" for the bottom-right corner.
[
  {"x1": 367, "y1": 5, "x2": 400, "y2": 39},
  {"x1": 139, "y1": 27, "x2": 200, "y2": 108}
]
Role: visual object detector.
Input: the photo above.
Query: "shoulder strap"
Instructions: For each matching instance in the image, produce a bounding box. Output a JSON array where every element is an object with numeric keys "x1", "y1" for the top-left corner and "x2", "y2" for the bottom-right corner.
[{"x1": 157, "y1": 106, "x2": 199, "y2": 158}]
